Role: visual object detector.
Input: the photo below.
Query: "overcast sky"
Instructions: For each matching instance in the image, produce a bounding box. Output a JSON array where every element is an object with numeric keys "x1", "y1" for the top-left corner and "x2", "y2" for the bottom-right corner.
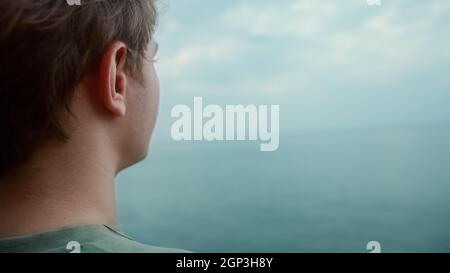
[{"x1": 151, "y1": 0, "x2": 450, "y2": 137}]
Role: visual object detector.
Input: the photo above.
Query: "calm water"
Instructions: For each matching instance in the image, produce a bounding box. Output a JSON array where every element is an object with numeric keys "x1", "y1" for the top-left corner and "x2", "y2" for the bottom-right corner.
[{"x1": 116, "y1": 124, "x2": 450, "y2": 252}]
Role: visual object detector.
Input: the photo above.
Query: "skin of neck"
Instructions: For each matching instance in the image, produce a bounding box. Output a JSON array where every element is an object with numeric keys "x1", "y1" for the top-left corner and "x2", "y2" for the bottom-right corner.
[{"x1": 0, "y1": 85, "x2": 126, "y2": 238}]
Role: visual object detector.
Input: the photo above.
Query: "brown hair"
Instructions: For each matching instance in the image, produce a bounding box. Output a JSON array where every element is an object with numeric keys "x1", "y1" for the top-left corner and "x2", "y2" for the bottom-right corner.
[{"x1": 0, "y1": 0, "x2": 158, "y2": 175}]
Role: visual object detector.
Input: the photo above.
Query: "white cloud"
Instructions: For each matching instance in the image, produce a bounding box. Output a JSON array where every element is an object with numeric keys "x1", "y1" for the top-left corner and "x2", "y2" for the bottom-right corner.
[
  {"x1": 152, "y1": 0, "x2": 450, "y2": 131},
  {"x1": 158, "y1": 0, "x2": 450, "y2": 99},
  {"x1": 157, "y1": 37, "x2": 248, "y2": 83},
  {"x1": 174, "y1": 40, "x2": 241, "y2": 66},
  {"x1": 220, "y1": 0, "x2": 337, "y2": 38},
  {"x1": 233, "y1": 70, "x2": 307, "y2": 95}
]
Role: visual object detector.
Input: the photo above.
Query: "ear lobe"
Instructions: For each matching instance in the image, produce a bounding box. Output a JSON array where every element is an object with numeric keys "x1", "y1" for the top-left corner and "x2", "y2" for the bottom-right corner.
[{"x1": 99, "y1": 41, "x2": 129, "y2": 117}]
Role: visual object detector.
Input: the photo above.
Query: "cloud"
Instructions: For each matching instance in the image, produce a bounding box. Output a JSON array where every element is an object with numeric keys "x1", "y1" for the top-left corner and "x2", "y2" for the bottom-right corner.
[
  {"x1": 220, "y1": 0, "x2": 337, "y2": 38},
  {"x1": 159, "y1": 0, "x2": 450, "y2": 92},
  {"x1": 223, "y1": 0, "x2": 450, "y2": 87},
  {"x1": 161, "y1": 38, "x2": 245, "y2": 74},
  {"x1": 155, "y1": 0, "x2": 450, "y2": 130}
]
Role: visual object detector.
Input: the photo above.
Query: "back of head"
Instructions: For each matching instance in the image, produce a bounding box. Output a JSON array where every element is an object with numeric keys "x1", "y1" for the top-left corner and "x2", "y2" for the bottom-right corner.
[{"x1": 0, "y1": 0, "x2": 157, "y2": 176}]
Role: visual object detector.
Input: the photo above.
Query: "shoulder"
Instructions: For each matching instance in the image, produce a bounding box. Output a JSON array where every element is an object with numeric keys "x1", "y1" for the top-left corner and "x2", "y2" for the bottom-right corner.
[
  {"x1": 78, "y1": 225, "x2": 192, "y2": 253},
  {"x1": 85, "y1": 234, "x2": 192, "y2": 253},
  {"x1": 0, "y1": 225, "x2": 192, "y2": 253}
]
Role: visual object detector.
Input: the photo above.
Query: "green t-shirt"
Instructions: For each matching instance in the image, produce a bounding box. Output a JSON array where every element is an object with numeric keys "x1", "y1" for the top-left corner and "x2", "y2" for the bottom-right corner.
[{"x1": 0, "y1": 224, "x2": 190, "y2": 253}]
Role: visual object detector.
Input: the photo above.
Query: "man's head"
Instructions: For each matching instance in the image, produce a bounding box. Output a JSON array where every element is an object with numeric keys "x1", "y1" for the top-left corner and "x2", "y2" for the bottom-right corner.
[{"x1": 0, "y1": 0, "x2": 159, "y2": 175}]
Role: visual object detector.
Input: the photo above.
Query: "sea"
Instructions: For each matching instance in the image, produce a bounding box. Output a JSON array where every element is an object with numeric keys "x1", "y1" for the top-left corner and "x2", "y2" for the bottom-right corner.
[{"x1": 116, "y1": 123, "x2": 450, "y2": 252}]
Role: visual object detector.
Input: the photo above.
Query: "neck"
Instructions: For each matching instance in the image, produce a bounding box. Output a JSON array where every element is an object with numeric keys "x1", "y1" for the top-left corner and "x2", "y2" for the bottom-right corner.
[{"x1": 0, "y1": 137, "x2": 119, "y2": 238}]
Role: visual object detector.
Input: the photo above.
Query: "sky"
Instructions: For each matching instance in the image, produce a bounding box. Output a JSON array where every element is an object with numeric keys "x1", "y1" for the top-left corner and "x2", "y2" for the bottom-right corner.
[{"x1": 151, "y1": 0, "x2": 450, "y2": 139}]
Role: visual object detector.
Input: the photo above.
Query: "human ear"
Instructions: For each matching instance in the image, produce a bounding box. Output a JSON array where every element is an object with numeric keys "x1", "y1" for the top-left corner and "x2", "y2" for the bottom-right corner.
[{"x1": 99, "y1": 41, "x2": 128, "y2": 117}]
